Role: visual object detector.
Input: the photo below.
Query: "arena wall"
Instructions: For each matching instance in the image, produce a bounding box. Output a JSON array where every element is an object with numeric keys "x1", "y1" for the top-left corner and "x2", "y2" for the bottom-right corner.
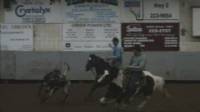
[{"x1": 1, "y1": 0, "x2": 200, "y2": 80}]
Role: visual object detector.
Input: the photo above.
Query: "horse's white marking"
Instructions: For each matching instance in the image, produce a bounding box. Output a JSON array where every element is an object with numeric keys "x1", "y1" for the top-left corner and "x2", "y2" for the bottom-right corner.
[
  {"x1": 112, "y1": 70, "x2": 123, "y2": 88},
  {"x1": 111, "y1": 70, "x2": 165, "y2": 92},
  {"x1": 62, "y1": 63, "x2": 71, "y2": 95},
  {"x1": 143, "y1": 71, "x2": 165, "y2": 91},
  {"x1": 64, "y1": 81, "x2": 71, "y2": 94},
  {"x1": 97, "y1": 70, "x2": 109, "y2": 83},
  {"x1": 137, "y1": 100, "x2": 147, "y2": 110},
  {"x1": 103, "y1": 70, "x2": 165, "y2": 110},
  {"x1": 63, "y1": 64, "x2": 69, "y2": 78},
  {"x1": 99, "y1": 97, "x2": 106, "y2": 104},
  {"x1": 49, "y1": 89, "x2": 55, "y2": 96},
  {"x1": 88, "y1": 57, "x2": 92, "y2": 61}
]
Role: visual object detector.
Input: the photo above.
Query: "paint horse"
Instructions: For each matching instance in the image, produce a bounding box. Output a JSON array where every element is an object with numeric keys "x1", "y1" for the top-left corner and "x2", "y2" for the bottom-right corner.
[
  {"x1": 99, "y1": 67, "x2": 170, "y2": 111},
  {"x1": 85, "y1": 54, "x2": 119, "y2": 99},
  {"x1": 85, "y1": 54, "x2": 169, "y2": 111},
  {"x1": 38, "y1": 63, "x2": 71, "y2": 103}
]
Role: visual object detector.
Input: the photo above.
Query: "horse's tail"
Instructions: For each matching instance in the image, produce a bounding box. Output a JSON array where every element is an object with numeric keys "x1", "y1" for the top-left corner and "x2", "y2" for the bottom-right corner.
[
  {"x1": 163, "y1": 86, "x2": 171, "y2": 98},
  {"x1": 143, "y1": 71, "x2": 171, "y2": 98},
  {"x1": 157, "y1": 79, "x2": 171, "y2": 98}
]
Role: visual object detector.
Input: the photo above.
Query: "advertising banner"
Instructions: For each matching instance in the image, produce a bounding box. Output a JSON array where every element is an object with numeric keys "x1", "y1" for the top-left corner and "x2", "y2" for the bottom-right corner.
[
  {"x1": 63, "y1": 0, "x2": 120, "y2": 23},
  {"x1": 63, "y1": 23, "x2": 121, "y2": 51},
  {"x1": 0, "y1": 24, "x2": 33, "y2": 51},
  {"x1": 143, "y1": 0, "x2": 179, "y2": 20},
  {"x1": 122, "y1": 23, "x2": 179, "y2": 51},
  {"x1": 4, "y1": 0, "x2": 62, "y2": 23}
]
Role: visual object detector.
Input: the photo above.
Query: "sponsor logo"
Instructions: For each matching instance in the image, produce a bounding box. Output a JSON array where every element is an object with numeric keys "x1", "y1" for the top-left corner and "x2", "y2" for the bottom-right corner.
[
  {"x1": 65, "y1": 43, "x2": 71, "y2": 48},
  {"x1": 126, "y1": 25, "x2": 143, "y2": 32},
  {"x1": 15, "y1": 5, "x2": 51, "y2": 17}
]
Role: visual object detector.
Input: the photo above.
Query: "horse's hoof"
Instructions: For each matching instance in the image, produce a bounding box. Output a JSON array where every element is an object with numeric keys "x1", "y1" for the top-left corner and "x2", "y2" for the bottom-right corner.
[
  {"x1": 84, "y1": 97, "x2": 91, "y2": 102},
  {"x1": 99, "y1": 102, "x2": 107, "y2": 106},
  {"x1": 118, "y1": 103, "x2": 128, "y2": 110},
  {"x1": 59, "y1": 100, "x2": 66, "y2": 105},
  {"x1": 136, "y1": 107, "x2": 144, "y2": 112},
  {"x1": 85, "y1": 98, "x2": 94, "y2": 103},
  {"x1": 136, "y1": 109, "x2": 144, "y2": 112},
  {"x1": 61, "y1": 100, "x2": 66, "y2": 103},
  {"x1": 40, "y1": 99, "x2": 47, "y2": 104}
]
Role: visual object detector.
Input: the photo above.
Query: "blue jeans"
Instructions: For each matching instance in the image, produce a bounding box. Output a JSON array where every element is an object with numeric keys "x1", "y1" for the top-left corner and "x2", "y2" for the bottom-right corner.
[{"x1": 123, "y1": 71, "x2": 143, "y2": 103}]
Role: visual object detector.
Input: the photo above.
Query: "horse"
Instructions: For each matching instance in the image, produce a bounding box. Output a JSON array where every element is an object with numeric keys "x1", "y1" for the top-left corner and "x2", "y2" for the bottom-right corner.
[
  {"x1": 85, "y1": 54, "x2": 119, "y2": 99},
  {"x1": 38, "y1": 63, "x2": 71, "y2": 103},
  {"x1": 99, "y1": 69, "x2": 170, "y2": 111}
]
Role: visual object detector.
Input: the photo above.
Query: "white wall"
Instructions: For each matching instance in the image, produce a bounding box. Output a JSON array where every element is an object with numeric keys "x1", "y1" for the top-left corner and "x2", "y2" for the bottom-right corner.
[
  {"x1": 1, "y1": 0, "x2": 200, "y2": 80},
  {"x1": 179, "y1": 0, "x2": 200, "y2": 51},
  {"x1": 1, "y1": 0, "x2": 200, "y2": 52},
  {"x1": 34, "y1": 24, "x2": 62, "y2": 51},
  {"x1": 192, "y1": 8, "x2": 200, "y2": 36}
]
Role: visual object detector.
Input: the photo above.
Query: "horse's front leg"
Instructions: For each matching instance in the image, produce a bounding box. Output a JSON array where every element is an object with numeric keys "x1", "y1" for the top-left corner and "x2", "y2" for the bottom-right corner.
[
  {"x1": 48, "y1": 87, "x2": 58, "y2": 97},
  {"x1": 137, "y1": 96, "x2": 151, "y2": 112},
  {"x1": 38, "y1": 81, "x2": 46, "y2": 96},
  {"x1": 99, "y1": 97, "x2": 107, "y2": 105},
  {"x1": 40, "y1": 86, "x2": 55, "y2": 103},
  {"x1": 89, "y1": 83, "x2": 97, "y2": 96},
  {"x1": 89, "y1": 80, "x2": 102, "y2": 95},
  {"x1": 62, "y1": 82, "x2": 71, "y2": 103},
  {"x1": 85, "y1": 82, "x2": 98, "y2": 101}
]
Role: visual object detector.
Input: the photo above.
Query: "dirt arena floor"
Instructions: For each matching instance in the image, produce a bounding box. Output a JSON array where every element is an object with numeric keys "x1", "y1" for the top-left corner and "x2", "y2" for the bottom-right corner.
[{"x1": 0, "y1": 82, "x2": 200, "y2": 112}]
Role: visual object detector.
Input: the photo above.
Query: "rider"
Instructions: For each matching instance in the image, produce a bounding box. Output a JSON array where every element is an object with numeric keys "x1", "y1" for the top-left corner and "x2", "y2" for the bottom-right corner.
[
  {"x1": 123, "y1": 44, "x2": 146, "y2": 103},
  {"x1": 108, "y1": 37, "x2": 123, "y2": 69}
]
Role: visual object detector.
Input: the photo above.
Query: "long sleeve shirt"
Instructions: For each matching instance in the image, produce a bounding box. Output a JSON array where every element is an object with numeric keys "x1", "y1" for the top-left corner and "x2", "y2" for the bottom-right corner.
[{"x1": 112, "y1": 45, "x2": 123, "y2": 65}]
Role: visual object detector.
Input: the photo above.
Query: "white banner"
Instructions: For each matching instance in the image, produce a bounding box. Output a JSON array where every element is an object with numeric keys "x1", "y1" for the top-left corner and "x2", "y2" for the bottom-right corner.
[
  {"x1": 192, "y1": 8, "x2": 200, "y2": 36},
  {"x1": 63, "y1": 0, "x2": 120, "y2": 23},
  {"x1": 143, "y1": 0, "x2": 179, "y2": 20},
  {"x1": 0, "y1": 24, "x2": 33, "y2": 51},
  {"x1": 4, "y1": 0, "x2": 62, "y2": 23},
  {"x1": 63, "y1": 23, "x2": 121, "y2": 51}
]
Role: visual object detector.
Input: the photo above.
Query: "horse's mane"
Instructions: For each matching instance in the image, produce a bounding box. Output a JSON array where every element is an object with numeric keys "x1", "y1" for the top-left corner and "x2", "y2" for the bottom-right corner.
[
  {"x1": 96, "y1": 56, "x2": 107, "y2": 64},
  {"x1": 90, "y1": 54, "x2": 114, "y2": 74},
  {"x1": 90, "y1": 54, "x2": 110, "y2": 67},
  {"x1": 92, "y1": 55, "x2": 119, "y2": 76}
]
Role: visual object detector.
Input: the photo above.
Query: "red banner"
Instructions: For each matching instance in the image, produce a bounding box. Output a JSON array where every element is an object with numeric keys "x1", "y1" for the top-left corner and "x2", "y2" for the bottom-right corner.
[{"x1": 122, "y1": 23, "x2": 179, "y2": 51}]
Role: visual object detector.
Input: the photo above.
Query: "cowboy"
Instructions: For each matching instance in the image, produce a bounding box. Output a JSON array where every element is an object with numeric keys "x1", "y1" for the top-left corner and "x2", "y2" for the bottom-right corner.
[{"x1": 123, "y1": 44, "x2": 146, "y2": 104}]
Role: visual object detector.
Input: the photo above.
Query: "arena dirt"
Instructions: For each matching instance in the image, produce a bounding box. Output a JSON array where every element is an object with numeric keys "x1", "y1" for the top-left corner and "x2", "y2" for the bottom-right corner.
[{"x1": 0, "y1": 83, "x2": 200, "y2": 112}]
